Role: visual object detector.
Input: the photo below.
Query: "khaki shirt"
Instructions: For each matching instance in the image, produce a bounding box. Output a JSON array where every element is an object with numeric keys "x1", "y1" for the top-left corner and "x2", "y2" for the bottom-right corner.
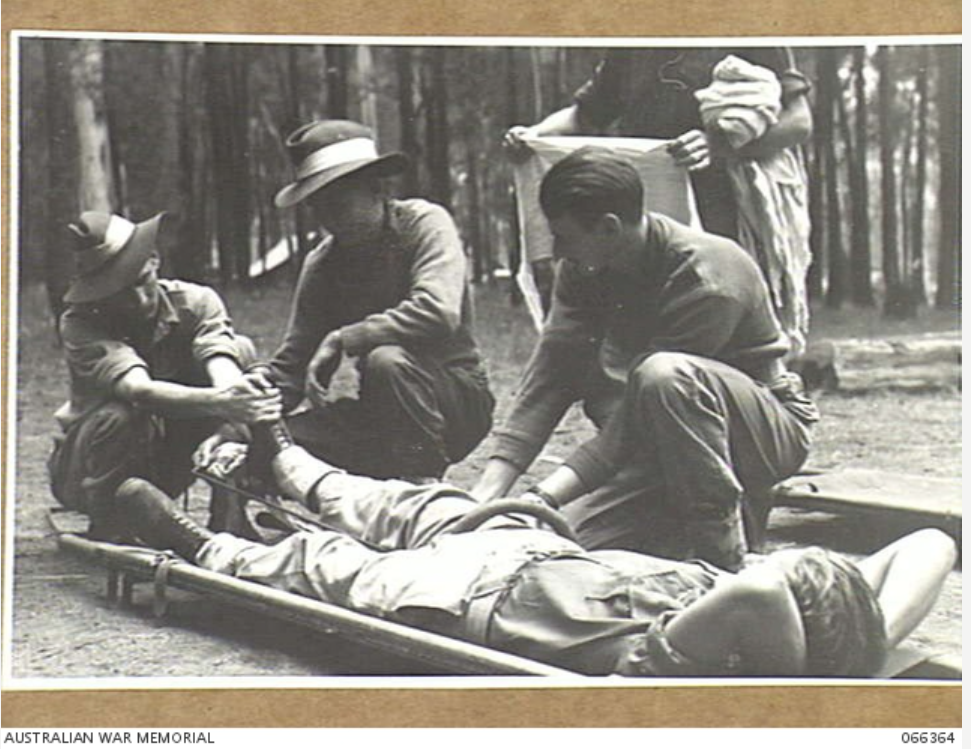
[{"x1": 55, "y1": 279, "x2": 243, "y2": 432}]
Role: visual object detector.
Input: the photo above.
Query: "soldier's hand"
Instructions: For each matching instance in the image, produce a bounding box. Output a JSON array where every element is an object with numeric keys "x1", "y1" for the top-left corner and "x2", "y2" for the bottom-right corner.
[
  {"x1": 306, "y1": 331, "x2": 342, "y2": 408},
  {"x1": 214, "y1": 376, "x2": 283, "y2": 423},
  {"x1": 667, "y1": 129, "x2": 711, "y2": 171},
  {"x1": 503, "y1": 126, "x2": 537, "y2": 161}
]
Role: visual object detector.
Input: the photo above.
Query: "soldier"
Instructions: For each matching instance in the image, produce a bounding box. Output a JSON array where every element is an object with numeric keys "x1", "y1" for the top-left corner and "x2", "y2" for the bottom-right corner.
[
  {"x1": 48, "y1": 211, "x2": 281, "y2": 539},
  {"x1": 472, "y1": 148, "x2": 819, "y2": 570},
  {"x1": 116, "y1": 422, "x2": 956, "y2": 678},
  {"x1": 265, "y1": 120, "x2": 494, "y2": 481}
]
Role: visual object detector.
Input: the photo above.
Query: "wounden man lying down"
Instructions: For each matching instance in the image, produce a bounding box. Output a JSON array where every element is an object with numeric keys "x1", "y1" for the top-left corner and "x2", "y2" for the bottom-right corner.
[{"x1": 114, "y1": 422, "x2": 955, "y2": 678}]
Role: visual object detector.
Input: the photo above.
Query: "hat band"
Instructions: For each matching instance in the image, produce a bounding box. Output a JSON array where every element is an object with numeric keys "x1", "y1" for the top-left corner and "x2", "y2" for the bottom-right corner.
[
  {"x1": 295, "y1": 138, "x2": 379, "y2": 180},
  {"x1": 80, "y1": 215, "x2": 137, "y2": 274}
]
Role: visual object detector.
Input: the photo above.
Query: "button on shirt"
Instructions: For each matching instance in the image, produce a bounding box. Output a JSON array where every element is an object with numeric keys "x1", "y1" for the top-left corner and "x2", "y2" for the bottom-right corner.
[{"x1": 55, "y1": 279, "x2": 244, "y2": 432}]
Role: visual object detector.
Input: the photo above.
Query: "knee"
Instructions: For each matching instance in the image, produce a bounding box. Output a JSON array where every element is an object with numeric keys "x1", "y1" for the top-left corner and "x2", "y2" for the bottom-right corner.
[
  {"x1": 114, "y1": 476, "x2": 158, "y2": 504},
  {"x1": 362, "y1": 345, "x2": 411, "y2": 384},
  {"x1": 630, "y1": 352, "x2": 695, "y2": 398},
  {"x1": 87, "y1": 401, "x2": 151, "y2": 447}
]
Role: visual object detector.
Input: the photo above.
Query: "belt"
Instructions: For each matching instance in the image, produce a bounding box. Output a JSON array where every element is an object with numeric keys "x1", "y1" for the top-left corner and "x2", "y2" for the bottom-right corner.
[{"x1": 464, "y1": 584, "x2": 508, "y2": 645}]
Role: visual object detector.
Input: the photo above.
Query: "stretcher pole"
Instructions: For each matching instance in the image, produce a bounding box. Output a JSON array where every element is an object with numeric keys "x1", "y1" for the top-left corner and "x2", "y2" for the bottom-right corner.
[{"x1": 57, "y1": 532, "x2": 580, "y2": 678}]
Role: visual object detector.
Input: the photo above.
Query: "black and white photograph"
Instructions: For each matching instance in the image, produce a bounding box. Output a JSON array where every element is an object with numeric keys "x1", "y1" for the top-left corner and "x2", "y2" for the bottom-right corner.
[{"x1": 4, "y1": 30, "x2": 961, "y2": 699}]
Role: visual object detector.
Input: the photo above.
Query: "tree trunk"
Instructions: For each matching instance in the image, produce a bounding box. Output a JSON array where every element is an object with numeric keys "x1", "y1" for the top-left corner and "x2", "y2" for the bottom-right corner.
[
  {"x1": 204, "y1": 44, "x2": 252, "y2": 284},
  {"x1": 424, "y1": 48, "x2": 451, "y2": 209},
  {"x1": 285, "y1": 46, "x2": 310, "y2": 259},
  {"x1": 42, "y1": 40, "x2": 81, "y2": 327},
  {"x1": 877, "y1": 46, "x2": 908, "y2": 318},
  {"x1": 817, "y1": 48, "x2": 847, "y2": 308},
  {"x1": 529, "y1": 48, "x2": 544, "y2": 122},
  {"x1": 324, "y1": 46, "x2": 349, "y2": 118},
  {"x1": 355, "y1": 46, "x2": 379, "y2": 130},
  {"x1": 154, "y1": 44, "x2": 197, "y2": 279},
  {"x1": 395, "y1": 47, "x2": 420, "y2": 196},
  {"x1": 69, "y1": 40, "x2": 114, "y2": 213},
  {"x1": 934, "y1": 45, "x2": 960, "y2": 310},
  {"x1": 180, "y1": 45, "x2": 211, "y2": 281},
  {"x1": 806, "y1": 64, "x2": 828, "y2": 303},
  {"x1": 505, "y1": 48, "x2": 523, "y2": 306},
  {"x1": 467, "y1": 141, "x2": 486, "y2": 284},
  {"x1": 909, "y1": 46, "x2": 929, "y2": 308},
  {"x1": 849, "y1": 47, "x2": 875, "y2": 306}
]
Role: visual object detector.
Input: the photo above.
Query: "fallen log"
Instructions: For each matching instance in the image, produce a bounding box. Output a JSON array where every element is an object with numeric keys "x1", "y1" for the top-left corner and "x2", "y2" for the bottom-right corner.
[{"x1": 791, "y1": 332, "x2": 960, "y2": 392}]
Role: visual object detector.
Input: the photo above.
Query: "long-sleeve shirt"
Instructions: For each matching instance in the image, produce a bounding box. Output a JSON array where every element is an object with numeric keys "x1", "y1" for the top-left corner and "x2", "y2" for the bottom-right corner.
[
  {"x1": 268, "y1": 198, "x2": 487, "y2": 411},
  {"x1": 491, "y1": 212, "x2": 792, "y2": 480}
]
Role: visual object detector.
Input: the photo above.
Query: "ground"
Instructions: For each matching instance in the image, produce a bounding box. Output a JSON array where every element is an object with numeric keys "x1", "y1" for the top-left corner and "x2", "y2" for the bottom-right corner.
[{"x1": 6, "y1": 278, "x2": 962, "y2": 679}]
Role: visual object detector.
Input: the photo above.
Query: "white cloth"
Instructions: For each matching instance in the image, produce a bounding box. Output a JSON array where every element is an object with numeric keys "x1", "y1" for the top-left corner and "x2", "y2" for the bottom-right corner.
[
  {"x1": 695, "y1": 54, "x2": 782, "y2": 149},
  {"x1": 695, "y1": 55, "x2": 812, "y2": 357},
  {"x1": 513, "y1": 136, "x2": 701, "y2": 330}
]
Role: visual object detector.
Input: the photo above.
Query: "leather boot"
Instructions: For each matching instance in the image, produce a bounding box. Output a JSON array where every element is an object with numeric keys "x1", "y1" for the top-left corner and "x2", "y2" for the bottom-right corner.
[
  {"x1": 115, "y1": 478, "x2": 214, "y2": 560},
  {"x1": 247, "y1": 420, "x2": 297, "y2": 482}
]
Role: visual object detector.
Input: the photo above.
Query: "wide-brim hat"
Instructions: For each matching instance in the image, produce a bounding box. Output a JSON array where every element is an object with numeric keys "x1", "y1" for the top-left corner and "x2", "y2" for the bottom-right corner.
[
  {"x1": 63, "y1": 212, "x2": 165, "y2": 304},
  {"x1": 274, "y1": 119, "x2": 409, "y2": 209}
]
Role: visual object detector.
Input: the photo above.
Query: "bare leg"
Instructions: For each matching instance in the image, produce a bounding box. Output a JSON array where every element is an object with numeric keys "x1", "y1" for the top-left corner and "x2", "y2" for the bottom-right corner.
[{"x1": 855, "y1": 529, "x2": 957, "y2": 648}]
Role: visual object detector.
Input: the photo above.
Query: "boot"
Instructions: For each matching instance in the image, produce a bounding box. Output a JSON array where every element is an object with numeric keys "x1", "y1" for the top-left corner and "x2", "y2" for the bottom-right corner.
[
  {"x1": 251, "y1": 419, "x2": 296, "y2": 460},
  {"x1": 115, "y1": 478, "x2": 214, "y2": 560},
  {"x1": 247, "y1": 419, "x2": 297, "y2": 483}
]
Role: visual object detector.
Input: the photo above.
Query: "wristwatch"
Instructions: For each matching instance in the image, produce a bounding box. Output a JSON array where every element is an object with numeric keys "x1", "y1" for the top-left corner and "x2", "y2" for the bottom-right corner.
[{"x1": 524, "y1": 485, "x2": 559, "y2": 509}]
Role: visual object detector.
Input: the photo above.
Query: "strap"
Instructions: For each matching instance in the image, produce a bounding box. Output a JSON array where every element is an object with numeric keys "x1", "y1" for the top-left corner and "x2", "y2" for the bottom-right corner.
[{"x1": 152, "y1": 553, "x2": 179, "y2": 618}]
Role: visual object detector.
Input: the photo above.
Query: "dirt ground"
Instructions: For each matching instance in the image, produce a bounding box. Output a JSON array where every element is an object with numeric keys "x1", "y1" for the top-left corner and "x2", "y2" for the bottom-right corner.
[{"x1": 6, "y1": 280, "x2": 962, "y2": 680}]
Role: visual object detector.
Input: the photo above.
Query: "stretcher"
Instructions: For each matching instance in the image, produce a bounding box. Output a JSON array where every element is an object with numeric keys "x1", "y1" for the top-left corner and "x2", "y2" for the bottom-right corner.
[
  {"x1": 49, "y1": 506, "x2": 960, "y2": 681},
  {"x1": 52, "y1": 524, "x2": 577, "y2": 677},
  {"x1": 769, "y1": 468, "x2": 962, "y2": 539}
]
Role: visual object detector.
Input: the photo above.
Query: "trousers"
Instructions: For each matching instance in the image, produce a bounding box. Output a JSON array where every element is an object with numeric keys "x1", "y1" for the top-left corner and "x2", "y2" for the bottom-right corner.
[
  {"x1": 288, "y1": 344, "x2": 494, "y2": 479},
  {"x1": 48, "y1": 400, "x2": 217, "y2": 517},
  {"x1": 197, "y1": 471, "x2": 578, "y2": 641},
  {"x1": 565, "y1": 352, "x2": 817, "y2": 566}
]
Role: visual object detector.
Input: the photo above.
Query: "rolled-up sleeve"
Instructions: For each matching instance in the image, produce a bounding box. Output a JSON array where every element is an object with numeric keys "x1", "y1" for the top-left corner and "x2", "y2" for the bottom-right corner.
[
  {"x1": 60, "y1": 310, "x2": 148, "y2": 393},
  {"x1": 190, "y1": 286, "x2": 244, "y2": 364},
  {"x1": 617, "y1": 610, "x2": 743, "y2": 677}
]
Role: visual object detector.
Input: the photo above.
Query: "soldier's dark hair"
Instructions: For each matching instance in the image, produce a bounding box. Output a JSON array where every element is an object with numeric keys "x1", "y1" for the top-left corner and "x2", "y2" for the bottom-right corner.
[
  {"x1": 778, "y1": 547, "x2": 887, "y2": 677},
  {"x1": 539, "y1": 147, "x2": 644, "y2": 228}
]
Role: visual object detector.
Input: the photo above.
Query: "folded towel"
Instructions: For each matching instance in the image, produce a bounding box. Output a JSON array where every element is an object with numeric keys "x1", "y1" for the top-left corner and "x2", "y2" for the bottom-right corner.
[{"x1": 695, "y1": 55, "x2": 782, "y2": 149}]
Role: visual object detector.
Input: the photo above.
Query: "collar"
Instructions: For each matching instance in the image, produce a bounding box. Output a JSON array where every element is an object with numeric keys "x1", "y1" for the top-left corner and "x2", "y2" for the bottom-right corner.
[
  {"x1": 327, "y1": 199, "x2": 399, "y2": 253},
  {"x1": 149, "y1": 281, "x2": 180, "y2": 345}
]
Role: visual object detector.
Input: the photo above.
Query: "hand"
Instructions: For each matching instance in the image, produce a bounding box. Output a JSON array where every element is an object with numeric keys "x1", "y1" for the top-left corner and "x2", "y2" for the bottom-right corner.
[
  {"x1": 667, "y1": 129, "x2": 712, "y2": 172},
  {"x1": 306, "y1": 331, "x2": 343, "y2": 408},
  {"x1": 196, "y1": 440, "x2": 249, "y2": 479},
  {"x1": 244, "y1": 364, "x2": 277, "y2": 393},
  {"x1": 503, "y1": 126, "x2": 537, "y2": 162},
  {"x1": 192, "y1": 422, "x2": 250, "y2": 473},
  {"x1": 212, "y1": 375, "x2": 283, "y2": 423}
]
